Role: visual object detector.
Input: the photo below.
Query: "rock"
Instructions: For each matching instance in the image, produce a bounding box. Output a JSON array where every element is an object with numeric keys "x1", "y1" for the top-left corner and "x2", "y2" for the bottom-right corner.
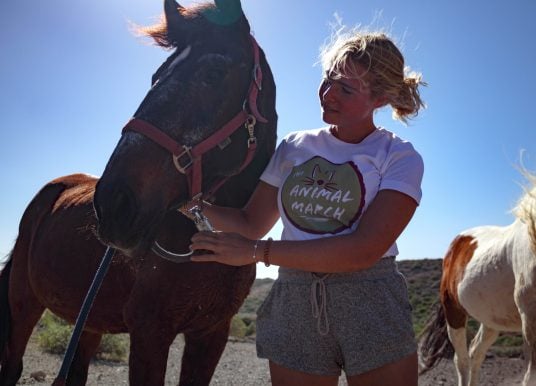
[{"x1": 30, "y1": 370, "x2": 47, "y2": 382}]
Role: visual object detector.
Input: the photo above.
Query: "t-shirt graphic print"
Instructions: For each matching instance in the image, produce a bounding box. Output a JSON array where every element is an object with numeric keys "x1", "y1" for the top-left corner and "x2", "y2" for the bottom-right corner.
[{"x1": 281, "y1": 156, "x2": 365, "y2": 234}]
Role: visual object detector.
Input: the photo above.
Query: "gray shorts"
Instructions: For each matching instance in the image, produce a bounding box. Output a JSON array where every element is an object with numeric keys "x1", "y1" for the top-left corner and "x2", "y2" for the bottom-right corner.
[{"x1": 256, "y1": 257, "x2": 416, "y2": 376}]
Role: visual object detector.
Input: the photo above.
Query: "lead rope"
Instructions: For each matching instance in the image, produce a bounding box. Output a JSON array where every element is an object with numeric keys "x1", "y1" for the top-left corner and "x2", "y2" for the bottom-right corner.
[
  {"x1": 52, "y1": 247, "x2": 116, "y2": 386},
  {"x1": 310, "y1": 274, "x2": 330, "y2": 336}
]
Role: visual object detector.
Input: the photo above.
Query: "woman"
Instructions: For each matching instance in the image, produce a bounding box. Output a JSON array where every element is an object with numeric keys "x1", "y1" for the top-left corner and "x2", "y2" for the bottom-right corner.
[{"x1": 188, "y1": 28, "x2": 425, "y2": 386}]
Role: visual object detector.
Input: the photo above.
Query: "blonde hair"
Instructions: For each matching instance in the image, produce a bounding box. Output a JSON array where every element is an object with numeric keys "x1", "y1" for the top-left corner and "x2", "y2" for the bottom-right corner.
[{"x1": 320, "y1": 28, "x2": 426, "y2": 123}]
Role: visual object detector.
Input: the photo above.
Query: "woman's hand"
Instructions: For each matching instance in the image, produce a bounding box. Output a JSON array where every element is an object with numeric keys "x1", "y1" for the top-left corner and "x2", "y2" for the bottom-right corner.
[{"x1": 190, "y1": 231, "x2": 257, "y2": 266}]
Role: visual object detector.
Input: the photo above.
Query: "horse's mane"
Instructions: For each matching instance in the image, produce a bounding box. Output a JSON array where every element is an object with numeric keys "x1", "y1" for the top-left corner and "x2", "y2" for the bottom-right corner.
[
  {"x1": 513, "y1": 170, "x2": 536, "y2": 255},
  {"x1": 513, "y1": 171, "x2": 536, "y2": 222},
  {"x1": 51, "y1": 174, "x2": 98, "y2": 213}
]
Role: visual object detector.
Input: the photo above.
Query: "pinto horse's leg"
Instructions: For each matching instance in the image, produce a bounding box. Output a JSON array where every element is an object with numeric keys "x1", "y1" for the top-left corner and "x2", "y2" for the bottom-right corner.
[
  {"x1": 468, "y1": 324, "x2": 499, "y2": 386},
  {"x1": 514, "y1": 270, "x2": 536, "y2": 386},
  {"x1": 179, "y1": 320, "x2": 231, "y2": 386},
  {"x1": 518, "y1": 302, "x2": 536, "y2": 386},
  {"x1": 447, "y1": 324, "x2": 470, "y2": 386},
  {"x1": 64, "y1": 330, "x2": 102, "y2": 386}
]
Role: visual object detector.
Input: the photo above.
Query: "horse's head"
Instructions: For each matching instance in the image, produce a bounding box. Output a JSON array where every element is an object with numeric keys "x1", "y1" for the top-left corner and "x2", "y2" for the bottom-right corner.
[{"x1": 94, "y1": 0, "x2": 276, "y2": 256}]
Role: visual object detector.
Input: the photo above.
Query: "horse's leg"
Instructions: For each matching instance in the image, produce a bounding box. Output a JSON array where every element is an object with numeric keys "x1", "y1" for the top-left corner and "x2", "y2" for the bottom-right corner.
[
  {"x1": 0, "y1": 295, "x2": 44, "y2": 386},
  {"x1": 447, "y1": 324, "x2": 470, "y2": 386},
  {"x1": 467, "y1": 324, "x2": 499, "y2": 386},
  {"x1": 522, "y1": 343, "x2": 536, "y2": 386},
  {"x1": 518, "y1": 307, "x2": 536, "y2": 386},
  {"x1": 514, "y1": 272, "x2": 536, "y2": 386},
  {"x1": 179, "y1": 321, "x2": 231, "y2": 386},
  {"x1": 64, "y1": 330, "x2": 102, "y2": 386},
  {"x1": 0, "y1": 255, "x2": 45, "y2": 386},
  {"x1": 128, "y1": 328, "x2": 175, "y2": 386}
]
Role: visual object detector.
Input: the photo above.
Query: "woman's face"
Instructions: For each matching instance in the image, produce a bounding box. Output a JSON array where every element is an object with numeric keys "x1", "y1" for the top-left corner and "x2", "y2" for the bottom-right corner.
[{"x1": 318, "y1": 67, "x2": 383, "y2": 129}]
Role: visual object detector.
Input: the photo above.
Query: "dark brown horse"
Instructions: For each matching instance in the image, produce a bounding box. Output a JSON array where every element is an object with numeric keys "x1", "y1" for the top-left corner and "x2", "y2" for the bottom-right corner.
[{"x1": 0, "y1": 0, "x2": 277, "y2": 384}]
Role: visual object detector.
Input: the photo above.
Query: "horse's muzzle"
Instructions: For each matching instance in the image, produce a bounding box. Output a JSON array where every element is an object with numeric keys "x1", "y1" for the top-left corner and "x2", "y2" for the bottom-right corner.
[{"x1": 93, "y1": 179, "x2": 158, "y2": 256}]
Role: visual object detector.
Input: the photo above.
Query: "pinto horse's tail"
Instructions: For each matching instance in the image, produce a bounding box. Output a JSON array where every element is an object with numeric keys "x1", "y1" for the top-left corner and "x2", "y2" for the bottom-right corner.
[
  {"x1": 418, "y1": 301, "x2": 453, "y2": 374},
  {"x1": 0, "y1": 255, "x2": 12, "y2": 362}
]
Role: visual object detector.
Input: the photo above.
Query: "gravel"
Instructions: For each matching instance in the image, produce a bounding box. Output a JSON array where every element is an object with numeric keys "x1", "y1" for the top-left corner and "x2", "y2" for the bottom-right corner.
[{"x1": 16, "y1": 335, "x2": 526, "y2": 385}]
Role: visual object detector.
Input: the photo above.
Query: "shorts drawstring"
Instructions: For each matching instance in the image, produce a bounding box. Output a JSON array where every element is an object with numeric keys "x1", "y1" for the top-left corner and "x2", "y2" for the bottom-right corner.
[{"x1": 310, "y1": 273, "x2": 330, "y2": 336}]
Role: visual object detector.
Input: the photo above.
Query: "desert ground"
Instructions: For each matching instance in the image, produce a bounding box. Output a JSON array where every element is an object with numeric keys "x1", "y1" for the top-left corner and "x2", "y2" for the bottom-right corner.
[{"x1": 16, "y1": 334, "x2": 527, "y2": 386}]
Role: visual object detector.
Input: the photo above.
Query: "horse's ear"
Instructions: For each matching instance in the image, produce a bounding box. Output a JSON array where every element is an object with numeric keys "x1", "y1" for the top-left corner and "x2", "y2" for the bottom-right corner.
[
  {"x1": 204, "y1": 0, "x2": 244, "y2": 26},
  {"x1": 164, "y1": 0, "x2": 185, "y2": 37},
  {"x1": 214, "y1": 0, "x2": 243, "y2": 14}
]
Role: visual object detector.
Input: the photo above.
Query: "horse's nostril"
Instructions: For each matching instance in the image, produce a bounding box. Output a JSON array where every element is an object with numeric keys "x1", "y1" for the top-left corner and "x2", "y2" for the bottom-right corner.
[
  {"x1": 114, "y1": 188, "x2": 137, "y2": 225},
  {"x1": 94, "y1": 180, "x2": 139, "y2": 240}
]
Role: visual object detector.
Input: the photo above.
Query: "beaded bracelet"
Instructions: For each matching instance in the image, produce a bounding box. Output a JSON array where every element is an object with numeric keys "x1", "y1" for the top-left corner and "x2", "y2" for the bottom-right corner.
[{"x1": 263, "y1": 237, "x2": 273, "y2": 267}]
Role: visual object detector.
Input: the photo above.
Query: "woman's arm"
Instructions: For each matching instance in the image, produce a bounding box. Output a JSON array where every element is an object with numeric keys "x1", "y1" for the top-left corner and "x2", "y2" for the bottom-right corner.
[
  {"x1": 190, "y1": 189, "x2": 418, "y2": 273},
  {"x1": 196, "y1": 181, "x2": 280, "y2": 239}
]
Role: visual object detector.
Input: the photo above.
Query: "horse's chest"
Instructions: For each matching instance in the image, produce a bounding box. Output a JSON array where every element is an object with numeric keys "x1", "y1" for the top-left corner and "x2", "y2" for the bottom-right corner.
[{"x1": 458, "y1": 259, "x2": 521, "y2": 331}]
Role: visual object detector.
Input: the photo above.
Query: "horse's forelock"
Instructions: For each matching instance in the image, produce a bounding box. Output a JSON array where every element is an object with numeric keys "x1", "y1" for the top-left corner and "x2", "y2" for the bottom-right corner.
[
  {"x1": 139, "y1": 3, "x2": 247, "y2": 49},
  {"x1": 138, "y1": 17, "x2": 172, "y2": 48},
  {"x1": 135, "y1": 4, "x2": 209, "y2": 48}
]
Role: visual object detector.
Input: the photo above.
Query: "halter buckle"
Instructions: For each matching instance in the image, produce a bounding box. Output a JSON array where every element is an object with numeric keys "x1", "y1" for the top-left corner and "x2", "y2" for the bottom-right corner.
[
  {"x1": 245, "y1": 115, "x2": 257, "y2": 148},
  {"x1": 172, "y1": 146, "x2": 194, "y2": 174}
]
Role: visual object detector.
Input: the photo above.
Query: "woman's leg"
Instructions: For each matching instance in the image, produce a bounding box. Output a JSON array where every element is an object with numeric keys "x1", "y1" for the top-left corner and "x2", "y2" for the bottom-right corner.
[
  {"x1": 346, "y1": 352, "x2": 417, "y2": 386},
  {"x1": 269, "y1": 361, "x2": 340, "y2": 386}
]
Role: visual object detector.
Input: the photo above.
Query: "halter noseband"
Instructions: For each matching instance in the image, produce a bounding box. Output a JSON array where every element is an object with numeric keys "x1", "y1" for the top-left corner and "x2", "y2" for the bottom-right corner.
[{"x1": 121, "y1": 35, "x2": 267, "y2": 202}]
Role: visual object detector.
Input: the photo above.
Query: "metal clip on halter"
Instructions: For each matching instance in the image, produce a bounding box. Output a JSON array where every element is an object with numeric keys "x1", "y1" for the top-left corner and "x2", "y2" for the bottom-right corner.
[
  {"x1": 151, "y1": 205, "x2": 215, "y2": 263},
  {"x1": 190, "y1": 206, "x2": 215, "y2": 232},
  {"x1": 246, "y1": 115, "x2": 257, "y2": 148}
]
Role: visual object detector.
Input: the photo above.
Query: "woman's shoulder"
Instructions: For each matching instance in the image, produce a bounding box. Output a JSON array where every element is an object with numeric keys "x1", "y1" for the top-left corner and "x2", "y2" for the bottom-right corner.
[{"x1": 374, "y1": 127, "x2": 420, "y2": 153}]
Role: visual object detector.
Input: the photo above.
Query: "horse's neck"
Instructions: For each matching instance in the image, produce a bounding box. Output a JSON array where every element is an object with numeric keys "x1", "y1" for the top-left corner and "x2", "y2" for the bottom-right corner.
[
  {"x1": 473, "y1": 220, "x2": 536, "y2": 267},
  {"x1": 513, "y1": 218, "x2": 536, "y2": 258}
]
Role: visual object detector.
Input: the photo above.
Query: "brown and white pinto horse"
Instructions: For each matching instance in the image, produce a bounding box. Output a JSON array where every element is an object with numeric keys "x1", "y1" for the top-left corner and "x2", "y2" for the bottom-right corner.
[
  {"x1": 0, "y1": 0, "x2": 276, "y2": 385},
  {"x1": 420, "y1": 175, "x2": 536, "y2": 386}
]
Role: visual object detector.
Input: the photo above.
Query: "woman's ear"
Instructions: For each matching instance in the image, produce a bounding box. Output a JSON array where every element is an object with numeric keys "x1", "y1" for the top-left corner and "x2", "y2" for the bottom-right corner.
[{"x1": 374, "y1": 96, "x2": 388, "y2": 109}]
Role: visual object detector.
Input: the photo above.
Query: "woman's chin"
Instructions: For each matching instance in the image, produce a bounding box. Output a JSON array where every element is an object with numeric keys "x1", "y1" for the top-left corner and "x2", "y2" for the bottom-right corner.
[{"x1": 321, "y1": 111, "x2": 338, "y2": 124}]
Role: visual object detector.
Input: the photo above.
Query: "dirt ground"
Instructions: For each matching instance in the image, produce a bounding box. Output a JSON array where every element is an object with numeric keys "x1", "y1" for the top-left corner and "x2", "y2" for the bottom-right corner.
[{"x1": 15, "y1": 335, "x2": 526, "y2": 385}]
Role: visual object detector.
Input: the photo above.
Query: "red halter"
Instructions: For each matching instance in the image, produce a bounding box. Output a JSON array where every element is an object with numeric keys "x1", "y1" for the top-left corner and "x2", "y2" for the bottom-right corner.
[{"x1": 122, "y1": 35, "x2": 267, "y2": 201}]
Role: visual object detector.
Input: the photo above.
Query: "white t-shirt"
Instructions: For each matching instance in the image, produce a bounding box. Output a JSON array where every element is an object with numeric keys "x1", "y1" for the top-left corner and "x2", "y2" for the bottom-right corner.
[{"x1": 260, "y1": 126, "x2": 424, "y2": 257}]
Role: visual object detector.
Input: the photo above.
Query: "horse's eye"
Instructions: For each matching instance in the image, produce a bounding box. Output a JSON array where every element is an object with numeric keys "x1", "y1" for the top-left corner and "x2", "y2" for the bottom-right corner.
[
  {"x1": 196, "y1": 54, "x2": 232, "y2": 87},
  {"x1": 202, "y1": 67, "x2": 227, "y2": 86}
]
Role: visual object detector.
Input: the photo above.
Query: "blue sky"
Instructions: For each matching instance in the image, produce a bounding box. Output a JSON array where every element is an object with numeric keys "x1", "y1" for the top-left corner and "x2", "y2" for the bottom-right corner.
[{"x1": 1, "y1": 0, "x2": 535, "y2": 279}]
